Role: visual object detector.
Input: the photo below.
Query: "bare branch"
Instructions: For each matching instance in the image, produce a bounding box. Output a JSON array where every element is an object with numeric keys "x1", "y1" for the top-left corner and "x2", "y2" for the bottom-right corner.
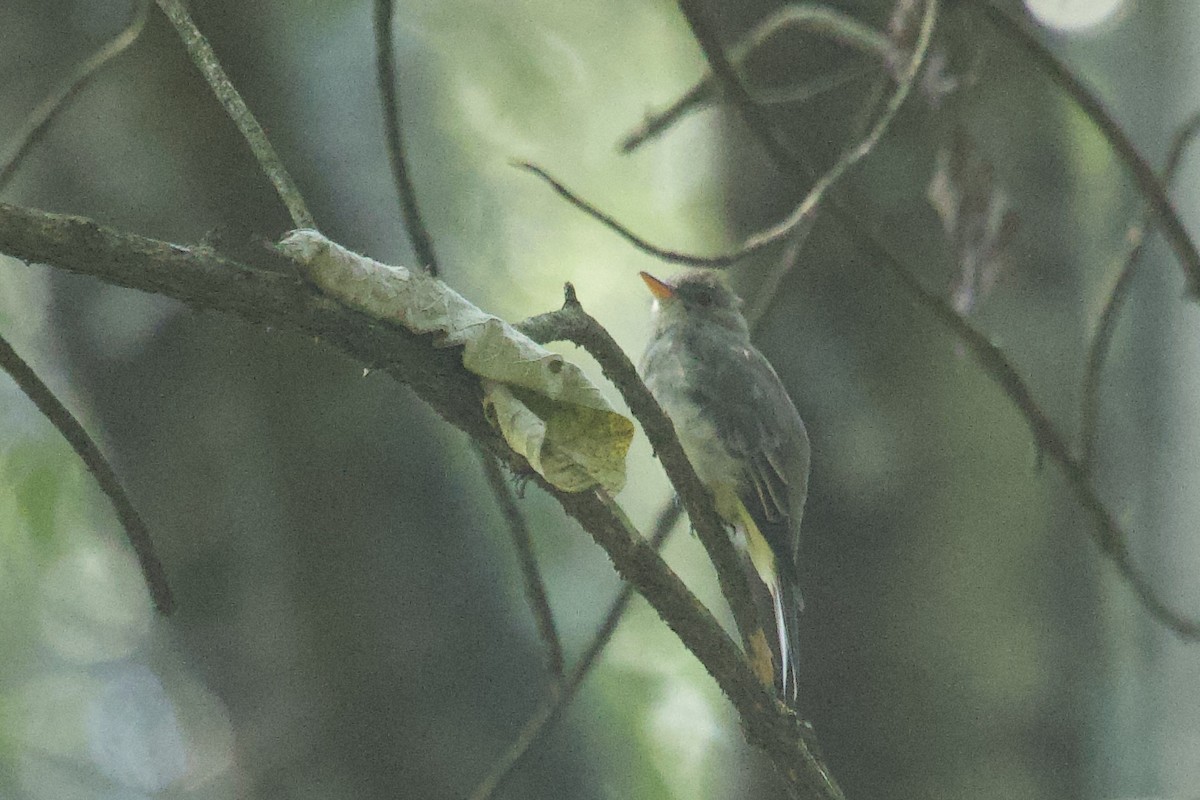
[
  {"x1": 1082, "y1": 110, "x2": 1200, "y2": 471},
  {"x1": 478, "y1": 447, "x2": 565, "y2": 683},
  {"x1": 153, "y1": 0, "x2": 315, "y2": 229},
  {"x1": 662, "y1": 0, "x2": 1198, "y2": 642},
  {"x1": 468, "y1": 502, "x2": 682, "y2": 800},
  {"x1": 0, "y1": 1, "x2": 149, "y2": 191},
  {"x1": 373, "y1": 0, "x2": 441, "y2": 275},
  {"x1": 980, "y1": 2, "x2": 1200, "y2": 298},
  {"x1": 513, "y1": 162, "x2": 745, "y2": 267},
  {"x1": 0, "y1": 332, "x2": 173, "y2": 614},
  {"x1": 526, "y1": 0, "x2": 1199, "y2": 643}
]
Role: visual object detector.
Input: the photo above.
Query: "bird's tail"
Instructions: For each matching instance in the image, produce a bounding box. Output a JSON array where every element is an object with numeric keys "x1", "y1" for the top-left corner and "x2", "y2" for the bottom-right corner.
[{"x1": 769, "y1": 570, "x2": 804, "y2": 706}]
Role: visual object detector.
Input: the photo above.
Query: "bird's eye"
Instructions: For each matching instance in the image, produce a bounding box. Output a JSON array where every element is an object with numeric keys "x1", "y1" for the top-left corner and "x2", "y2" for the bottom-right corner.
[{"x1": 694, "y1": 291, "x2": 714, "y2": 308}]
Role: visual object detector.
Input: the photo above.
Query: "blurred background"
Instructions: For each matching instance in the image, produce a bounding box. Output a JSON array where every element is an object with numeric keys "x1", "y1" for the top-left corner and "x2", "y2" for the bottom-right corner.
[{"x1": 2, "y1": 0, "x2": 1198, "y2": 798}]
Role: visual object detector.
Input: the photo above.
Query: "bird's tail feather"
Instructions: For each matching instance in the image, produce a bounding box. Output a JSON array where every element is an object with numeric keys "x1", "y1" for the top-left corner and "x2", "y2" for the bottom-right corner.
[{"x1": 770, "y1": 571, "x2": 804, "y2": 706}]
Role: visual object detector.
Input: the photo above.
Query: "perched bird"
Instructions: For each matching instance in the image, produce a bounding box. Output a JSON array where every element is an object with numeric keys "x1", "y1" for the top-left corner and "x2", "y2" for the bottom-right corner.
[{"x1": 639, "y1": 269, "x2": 810, "y2": 703}]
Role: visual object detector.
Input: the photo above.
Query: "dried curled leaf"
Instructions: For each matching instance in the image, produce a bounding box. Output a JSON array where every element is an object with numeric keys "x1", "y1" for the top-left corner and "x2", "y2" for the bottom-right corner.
[
  {"x1": 278, "y1": 230, "x2": 633, "y2": 494},
  {"x1": 927, "y1": 130, "x2": 1019, "y2": 314}
]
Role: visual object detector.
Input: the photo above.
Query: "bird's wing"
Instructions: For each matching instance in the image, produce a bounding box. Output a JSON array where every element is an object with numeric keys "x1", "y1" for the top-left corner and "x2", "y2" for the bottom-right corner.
[{"x1": 689, "y1": 342, "x2": 810, "y2": 570}]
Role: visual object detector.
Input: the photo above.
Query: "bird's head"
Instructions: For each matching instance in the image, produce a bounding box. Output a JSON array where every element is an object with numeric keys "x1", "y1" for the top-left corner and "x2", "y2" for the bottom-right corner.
[{"x1": 640, "y1": 269, "x2": 749, "y2": 337}]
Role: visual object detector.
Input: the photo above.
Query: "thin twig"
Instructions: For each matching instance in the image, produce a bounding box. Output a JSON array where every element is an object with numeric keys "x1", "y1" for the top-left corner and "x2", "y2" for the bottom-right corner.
[
  {"x1": 527, "y1": 2, "x2": 934, "y2": 273},
  {"x1": 467, "y1": 501, "x2": 682, "y2": 800},
  {"x1": 0, "y1": 1, "x2": 149, "y2": 191},
  {"x1": 980, "y1": 1, "x2": 1200, "y2": 298},
  {"x1": 622, "y1": 80, "x2": 713, "y2": 155},
  {"x1": 517, "y1": 286, "x2": 771, "y2": 679},
  {"x1": 676, "y1": 0, "x2": 808, "y2": 177},
  {"x1": 514, "y1": 162, "x2": 744, "y2": 267},
  {"x1": 1082, "y1": 110, "x2": 1200, "y2": 471},
  {"x1": 0, "y1": 333, "x2": 173, "y2": 614},
  {"x1": 153, "y1": 0, "x2": 315, "y2": 230},
  {"x1": 749, "y1": 4, "x2": 897, "y2": 65},
  {"x1": 478, "y1": 447, "x2": 565, "y2": 683},
  {"x1": 621, "y1": 3, "x2": 889, "y2": 156},
  {"x1": 744, "y1": 222, "x2": 813, "y2": 330},
  {"x1": 372, "y1": 0, "x2": 440, "y2": 275},
  {"x1": 622, "y1": 65, "x2": 873, "y2": 155},
  {"x1": 739, "y1": 0, "x2": 937, "y2": 311}
]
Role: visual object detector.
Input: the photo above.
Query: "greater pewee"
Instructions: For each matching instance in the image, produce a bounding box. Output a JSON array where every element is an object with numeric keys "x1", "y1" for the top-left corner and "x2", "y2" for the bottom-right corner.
[{"x1": 639, "y1": 268, "x2": 810, "y2": 703}]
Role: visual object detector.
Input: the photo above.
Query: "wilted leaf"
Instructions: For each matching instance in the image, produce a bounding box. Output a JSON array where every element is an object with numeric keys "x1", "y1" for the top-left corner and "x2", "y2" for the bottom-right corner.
[
  {"x1": 920, "y1": 47, "x2": 961, "y2": 109},
  {"x1": 277, "y1": 230, "x2": 633, "y2": 494},
  {"x1": 927, "y1": 130, "x2": 1018, "y2": 314},
  {"x1": 887, "y1": 0, "x2": 923, "y2": 56}
]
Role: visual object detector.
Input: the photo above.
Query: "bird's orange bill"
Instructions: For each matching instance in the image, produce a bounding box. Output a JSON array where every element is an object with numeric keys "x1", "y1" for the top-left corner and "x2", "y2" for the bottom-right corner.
[{"x1": 639, "y1": 271, "x2": 675, "y2": 300}]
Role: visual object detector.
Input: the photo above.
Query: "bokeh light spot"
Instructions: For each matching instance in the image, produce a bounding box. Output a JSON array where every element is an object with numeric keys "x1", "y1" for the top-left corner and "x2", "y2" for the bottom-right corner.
[{"x1": 1024, "y1": 0, "x2": 1125, "y2": 32}]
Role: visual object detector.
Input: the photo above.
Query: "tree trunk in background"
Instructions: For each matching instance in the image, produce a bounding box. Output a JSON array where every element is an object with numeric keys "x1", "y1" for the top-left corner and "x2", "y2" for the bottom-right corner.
[{"x1": 1098, "y1": 4, "x2": 1200, "y2": 795}]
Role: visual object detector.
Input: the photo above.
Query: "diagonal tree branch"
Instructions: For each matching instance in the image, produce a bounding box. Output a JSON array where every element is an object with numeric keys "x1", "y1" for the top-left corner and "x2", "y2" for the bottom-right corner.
[
  {"x1": 838, "y1": 210, "x2": 1200, "y2": 641},
  {"x1": 0, "y1": 0, "x2": 172, "y2": 615},
  {"x1": 656, "y1": 0, "x2": 1199, "y2": 641},
  {"x1": 0, "y1": 333, "x2": 173, "y2": 614},
  {"x1": 153, "y1": 0, "x2": 314, "y2": 229}
]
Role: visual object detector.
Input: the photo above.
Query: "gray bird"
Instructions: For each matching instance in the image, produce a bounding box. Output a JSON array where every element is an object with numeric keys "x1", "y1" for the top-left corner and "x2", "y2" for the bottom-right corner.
[{"x1": 639, "y1": 268, "x2": 810, "y2": 703}]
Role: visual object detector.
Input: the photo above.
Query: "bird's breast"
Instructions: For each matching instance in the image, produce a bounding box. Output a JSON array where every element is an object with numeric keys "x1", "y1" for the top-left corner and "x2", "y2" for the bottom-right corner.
[{"x1": 642, "y1": 350, "x2": 742, "y2": 490}]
